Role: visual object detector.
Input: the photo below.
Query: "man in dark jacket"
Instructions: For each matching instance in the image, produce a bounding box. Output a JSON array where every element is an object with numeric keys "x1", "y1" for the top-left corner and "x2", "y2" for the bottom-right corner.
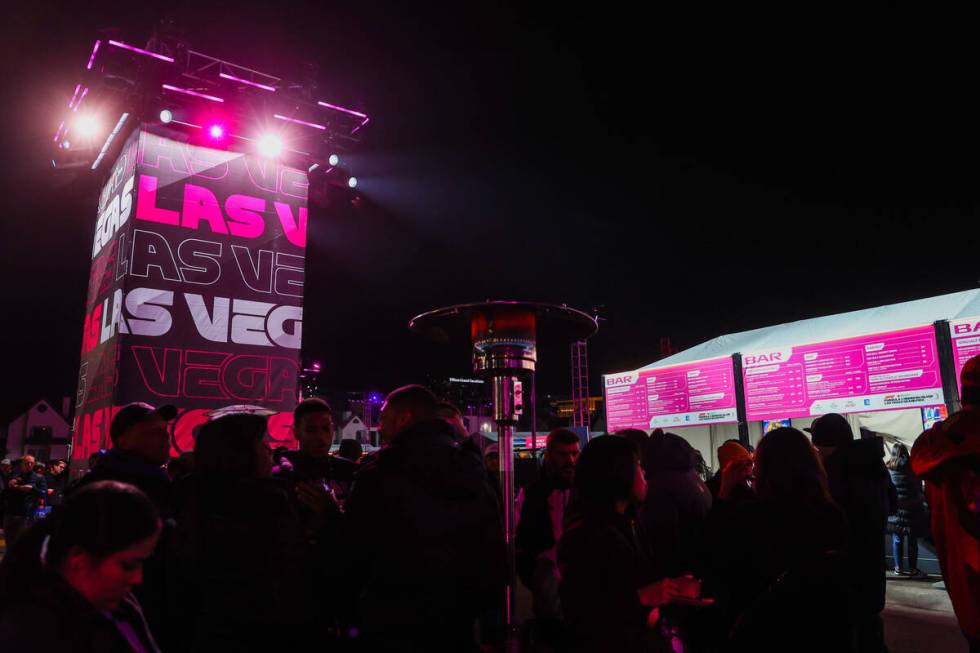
[
  {"x1": 911, "y1": 356, "x2": 980, "y2": 652},
  {"x1": 46, "y1": 459, "x2": 70, "y2": 508},
  {"x1": 2, "y1": 456, "x2": 47, "y2": 545},
  {"x1": 345, "y1": 385, "x2": 505, "y2": 652},
  {"x1": 73, "y1": 402, "x2": 176, "y2": 650},
  {"x1": 811, "y1": 413, "x2": 893, "y2": 653},
  {"x1": 514, "y1": 428, "x2": 580, "y2": 646}
]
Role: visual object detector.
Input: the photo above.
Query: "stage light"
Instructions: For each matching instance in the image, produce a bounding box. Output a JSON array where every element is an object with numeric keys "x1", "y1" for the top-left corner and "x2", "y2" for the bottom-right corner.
[
  {"x1": 208, "y1": 123, "x2": 225, "y2": 140},
  {"x1": 160, "y1": 109, "x2": 173, "y2": 124},
  {"x1": 257, "y1": 133, "x2": 283, "y2": 158},
  {"x1": 75, "y1": 115, "x2": 99, "y2": 139},
  {"x1": 60, "y1": 140, "x2": 70, "y2": 150},
  {"x1": 347, "y1": 176, "x2": 358, "y2": 189},
  {"x1": 328, "y1": 154, "x2": 340, "y2": 166}
]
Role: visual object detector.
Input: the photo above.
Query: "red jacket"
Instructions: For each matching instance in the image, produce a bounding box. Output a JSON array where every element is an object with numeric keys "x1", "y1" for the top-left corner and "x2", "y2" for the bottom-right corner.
[{"x1": 911, "y1": 407, "x2": 980, "y2": 639}]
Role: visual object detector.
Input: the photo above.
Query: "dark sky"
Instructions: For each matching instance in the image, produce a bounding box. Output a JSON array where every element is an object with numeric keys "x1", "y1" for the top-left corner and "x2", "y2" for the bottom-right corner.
[{"x1": 1, "y1": 6, "x2": 978, "y2": 415}]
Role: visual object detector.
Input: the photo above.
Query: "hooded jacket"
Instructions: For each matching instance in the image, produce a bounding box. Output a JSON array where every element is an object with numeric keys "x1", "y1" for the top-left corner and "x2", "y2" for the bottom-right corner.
[
  {"x1": 911, "y1": 407, "x2": 980, "y2": 640},
  {"x1": 344, "y1": 418, "x2": 505, "y2": 652},
  {"x1": 638, "y1": 432, "x2": 713, "y2": 580}
]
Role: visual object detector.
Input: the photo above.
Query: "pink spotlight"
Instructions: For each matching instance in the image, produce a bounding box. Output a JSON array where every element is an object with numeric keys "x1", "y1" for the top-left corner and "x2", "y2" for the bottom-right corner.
[
  {"x1": 107, "y1": 40, "x2": 175, "y2": 63},
  {"x1": 219, "y1": 72, "x2": 276, "y2": 92},
  {"x1": 208, "y1": 123, "x2": 225, "y2": 139},
  {"x1": 86, "y1": 40, "x2": 101, "y2": 70},
  {"x1": 273, "y1": 114, "x2": 326, "y2": 130},
  {"x1": 162, "y1": 84, "x2": 224, "y2": 103},
  {"x1": 257, "y1": 133, "x2": 283, "y2": 158}
]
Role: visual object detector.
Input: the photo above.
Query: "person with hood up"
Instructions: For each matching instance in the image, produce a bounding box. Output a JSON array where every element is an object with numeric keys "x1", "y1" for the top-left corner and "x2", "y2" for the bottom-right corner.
[
  {"x1": 885, "y1": 442, "x2": 927, "y2": 576},
  {"x1": 809, "y1": 412, "x2": 894, "y2": 653},
  {"x1": 344, "y1": 385, "x2": 505, "y2": 652},
  {"x1": 911, "y1": 355, "x2": 980, "y2": 652},
  {"x1": 637, "y1": 431, "x2": 713, "y2": 581}
]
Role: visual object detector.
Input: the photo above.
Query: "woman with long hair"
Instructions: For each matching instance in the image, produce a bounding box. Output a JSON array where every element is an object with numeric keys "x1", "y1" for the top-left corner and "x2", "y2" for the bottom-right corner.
[
  {"x1": 0, "y1": 481, "x2": 162, "y2": 652},
  {"x1": 558, "y1": 435, "x2": 696, "y2": 653},
  {"x1": 886, "y1": 442, "x2": 928, "y2": 576},
  {"x1": 705, "y1": 427, "x2": 852, "y2": 652},
  {"x1": 174, "y1": 411, "x2": 322, "y2": 652}
]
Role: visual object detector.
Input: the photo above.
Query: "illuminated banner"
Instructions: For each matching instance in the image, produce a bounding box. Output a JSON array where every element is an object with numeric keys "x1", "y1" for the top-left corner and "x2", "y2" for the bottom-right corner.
[
  {"x1": 742, "y1": 325, "x2": 944, "y2": 422},
  {"x1": 73, "y1": 128, "x2": 307, "y2": 461},
  {"x1": 949, "y1": 315, "x2": 980, "y2": 397},
  {"x1": 604, "y1": 357, "x2": 738, "y2": 431}
]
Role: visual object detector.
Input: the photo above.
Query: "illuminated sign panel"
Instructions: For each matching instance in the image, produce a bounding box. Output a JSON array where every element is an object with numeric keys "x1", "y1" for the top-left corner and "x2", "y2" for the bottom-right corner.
[{"x1": 73, "y1": 129, "x2": 307, "y2": 461}]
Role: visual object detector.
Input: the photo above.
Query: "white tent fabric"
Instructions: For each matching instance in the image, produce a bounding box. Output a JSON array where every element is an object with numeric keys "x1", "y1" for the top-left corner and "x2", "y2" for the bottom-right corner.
[{"x1": 643, "y1": 289, "x2": 980, "y2": 369}]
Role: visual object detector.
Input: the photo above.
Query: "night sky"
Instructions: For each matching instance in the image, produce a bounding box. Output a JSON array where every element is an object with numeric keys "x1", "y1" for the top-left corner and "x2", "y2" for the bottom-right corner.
[{"x1": 1, "y1": 6, "x2": 977, "y2": 416}]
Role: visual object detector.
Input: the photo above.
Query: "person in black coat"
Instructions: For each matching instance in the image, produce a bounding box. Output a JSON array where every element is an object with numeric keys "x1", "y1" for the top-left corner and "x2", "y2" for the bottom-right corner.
[
  {"x1": 886, "y1": 442, "x2": 928, "y2": 576},
  {"x1": 0, "y1": 481, "x2": 163, "y2": 652},
  {"x1": 344, "y1": 385, "x2": 506, "y2": 652},
  {"x1": 810, "y1": 414, "x2": 895, "y2": 653},
  {"x1": 2, "y1": 455, "x2": 47, "y2": 545}
]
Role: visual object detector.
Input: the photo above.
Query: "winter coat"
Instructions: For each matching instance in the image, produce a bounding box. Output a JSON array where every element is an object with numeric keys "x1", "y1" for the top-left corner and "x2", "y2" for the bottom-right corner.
[
  {"x1": 515, "y1": 471, "x2": 572, "y2": 588},
  {"x1": 70, "y1": 448, "x2": 178, "y2": 650},
  {"x1": 0, "y1": 571, "x2": 160, "y2": 653},
  {"x1": 174, "y1": 477, "x2": 317, "y2": 652},
  {"x1": 558, "y1": 510, "x2": 655, "y2": 653},
  {"x1": 704, "y1": 497, "x2": 852, "y2": 653},
  {"x1": 911, "y1": 407, "x2": 980, "y2": 640},
  {"x1": 887, "y1": 463, "x2": 928, "y2": 534},
  {"x1": 822, "y1": 435, "x2": 893, "y2": 616},
  {"x1": 3, "y1": 470, "x2": 48, "y2": 516},
  {"x1": 344, "y1": 418, "x2": 506, "y2": 652},
  {"x1": 638, "y1": 432, "x2": 713, "y2": 580}
]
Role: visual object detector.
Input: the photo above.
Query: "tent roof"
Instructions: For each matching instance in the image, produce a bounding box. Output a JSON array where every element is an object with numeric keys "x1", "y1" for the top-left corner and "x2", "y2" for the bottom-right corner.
[{"x1": 642, "y1": 288, "x2": 980, "y2": 370}]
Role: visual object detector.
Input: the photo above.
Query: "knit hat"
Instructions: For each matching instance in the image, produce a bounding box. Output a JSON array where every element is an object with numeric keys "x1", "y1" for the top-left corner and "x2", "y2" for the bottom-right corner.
[{"x1": 717, "y1": 440, "x2": 752, "y2": 469}]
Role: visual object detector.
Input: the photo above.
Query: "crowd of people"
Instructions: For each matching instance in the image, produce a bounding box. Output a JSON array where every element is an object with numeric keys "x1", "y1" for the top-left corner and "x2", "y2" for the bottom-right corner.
[{"x1": 0, "y1": 355, "x2": 977, "y2": 652}]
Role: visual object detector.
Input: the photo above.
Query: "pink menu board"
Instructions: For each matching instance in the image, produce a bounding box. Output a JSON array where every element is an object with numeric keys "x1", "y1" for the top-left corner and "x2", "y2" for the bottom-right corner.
[
  {"x1": 950, "y1": 316, "x2": 980, "y2": 396},
  {"x1": 742, "y1": 325, "x2": 944, "y2": 422},
  {"x1": 604, "y1": 357, "x2": 738, "y2": 431}
]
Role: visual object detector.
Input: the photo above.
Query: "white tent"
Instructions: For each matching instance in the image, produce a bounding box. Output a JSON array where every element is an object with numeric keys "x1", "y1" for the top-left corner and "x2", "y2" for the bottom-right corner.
[
  {"x1": 630, "y1": 289, "x2": 980, "y2": 470},
  {"x1": 646, "y1": 289, "x2": 980, "y2": 369}
]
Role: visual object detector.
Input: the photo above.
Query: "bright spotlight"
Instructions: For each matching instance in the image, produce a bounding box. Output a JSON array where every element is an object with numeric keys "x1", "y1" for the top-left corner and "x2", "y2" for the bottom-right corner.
[
  {"x1": 208, "y1": 123, "x2": 225, "y2": 140},
  {"x1": 328, "y1": 154, "x2": 340, "y2": 166},
  {"x1": 60, "y1": 140, "x2": 71, "y2": 150},
  {"x1": 347, "y1": 176, "x2": 358, "y2": 189},
  {"x1": 159, "y1": 109, "x2": 173, "y2": 124},
  {"x1": 257, "y1": 133, "x2": 283, "y2": 158},
  {"x1": 75, "y1": 115, "x2": 99, "y2": 138}
]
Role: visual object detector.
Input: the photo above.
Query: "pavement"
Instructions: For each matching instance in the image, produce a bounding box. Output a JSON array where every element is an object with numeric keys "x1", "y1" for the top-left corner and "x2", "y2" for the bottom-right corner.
[{"x1": 883, "y1": 573, "x2": 968, "y2": 653}]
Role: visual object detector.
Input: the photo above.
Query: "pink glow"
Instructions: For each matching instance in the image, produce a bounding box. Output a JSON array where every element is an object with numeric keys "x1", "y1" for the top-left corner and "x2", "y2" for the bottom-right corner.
[
  {"x1": 68, "y1": 84, "x2": 81, "y2": 109},
  {"x1": 86, "y1": 40, "x2": 101, "y2": 70},
  {"x1": 317, "y1": 100, "x2": 368, "y2": 119},
  {"x1": 162, "y1": 84, "x2": 224, "y2": 103},
  {"x1": 53, "y1": 121, "x2": 65, "y2": 143},
  {"x1": 219, "y1": 72, "x2": 276, "y2": 92},
  {"x1": 208, "y1": 124, "x2": 225, "y2": 139},
  {"x1": 108, "y1": 40, "x2": 174, "y2": 63},
  {"x1": 72, "y1": 87, "x2": 89, "y2": 113},
  {"x1": 273, "y1": 114, "x2": 326, "y2": 130}
]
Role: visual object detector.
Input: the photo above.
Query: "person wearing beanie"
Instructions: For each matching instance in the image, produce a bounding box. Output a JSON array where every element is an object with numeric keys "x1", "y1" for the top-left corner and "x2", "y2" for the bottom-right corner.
[
  {"x1": 810, "y1": 413, "x2": 894, "y2": 653},
  {"x1": 911, "y1": 355, "x2": 980, "y2": 651},
  {"x1": 706, "y1": 440, "x2": 756, "y2": 503}
]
